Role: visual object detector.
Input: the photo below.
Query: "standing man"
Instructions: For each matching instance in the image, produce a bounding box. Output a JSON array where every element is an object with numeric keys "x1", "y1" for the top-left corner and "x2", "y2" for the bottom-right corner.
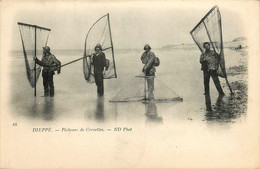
[
  {"x1": 200, "y1": 42, "x2": 225, "y2": 111},
  {"x1": 33, "y1": 46, "x2": 61, "y2": 97},
  {"x1": 141, "y1": 44, "x2": 156, "y2": 100},
  {"x1": 90, "y1": 44, "x2": 107, "y2": 96}
]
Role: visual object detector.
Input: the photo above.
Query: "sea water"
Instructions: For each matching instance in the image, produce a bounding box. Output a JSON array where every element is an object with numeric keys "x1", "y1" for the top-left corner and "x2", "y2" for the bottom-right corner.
[
  {"x1": 8, "y1": 48, "x2": 244, "y2": 126},
  {"x1": 5, "y1": 48, "x2": 255, "y2": 168}
]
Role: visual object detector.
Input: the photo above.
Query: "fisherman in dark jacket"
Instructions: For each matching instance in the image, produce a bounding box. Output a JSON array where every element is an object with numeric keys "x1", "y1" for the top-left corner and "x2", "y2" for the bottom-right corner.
[
  {"x1": 200, "y1": 42, "x2": 224, "y2": 111},
  {"x1": 33, "y1": 46, "x2": 61, "y2": 97},
  {"x1": 141, "y1": 44, "x2": 156, "y2": 99},
  {"x1": 90, "y1": 44, "x2": 107, "y2": 96}
]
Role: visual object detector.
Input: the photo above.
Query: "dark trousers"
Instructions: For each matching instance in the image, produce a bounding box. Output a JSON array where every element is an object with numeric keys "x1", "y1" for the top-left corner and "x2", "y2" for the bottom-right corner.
[
  {"x1": 203, "y1": 70, "x2": 224, "y2": 95},
  {"x1": 203, "y1": 70, "x2": 224, "y2": 110},
  {"x1": 42, "y1": 72, "x2": 54, "y2": 97},
  {"x1": 94, "y1": 72, "x2": 104, "y2": 96}
]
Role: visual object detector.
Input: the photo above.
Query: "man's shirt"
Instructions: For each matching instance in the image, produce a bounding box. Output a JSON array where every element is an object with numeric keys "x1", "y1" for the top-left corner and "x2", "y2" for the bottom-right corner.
[{"x1": 200, "y1": 50, "x2": 220, "y2": 71}]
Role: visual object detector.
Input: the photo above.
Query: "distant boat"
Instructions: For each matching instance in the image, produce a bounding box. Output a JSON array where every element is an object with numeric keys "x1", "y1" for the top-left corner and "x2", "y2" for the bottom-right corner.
[{"x1": 162, "y1": 44, "x2": 176, "y2": 48}]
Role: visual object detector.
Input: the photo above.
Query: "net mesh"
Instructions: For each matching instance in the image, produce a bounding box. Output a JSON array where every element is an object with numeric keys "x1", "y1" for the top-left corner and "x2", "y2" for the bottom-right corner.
[
  {"x1": 191, "y1": 6, "x2": 226, "y2": 77},
  {"x1": 110, "y1": 77, "x2": 183, "y2": 102},
  {"x1": 18, "y1": 24, "x2": 50, "y2": 87},
  {"x1": 83, "y1": 14, "x2": 116, "y2": 84}
]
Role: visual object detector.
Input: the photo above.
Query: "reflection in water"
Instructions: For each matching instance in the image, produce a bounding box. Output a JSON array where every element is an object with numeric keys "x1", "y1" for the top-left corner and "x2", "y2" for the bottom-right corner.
[
  {"x1": 204, "y1": 93, "x2": 212, "y2": 111},
  {"x1": 143, "y1": 101, "x2": 163, "y2": 125},
  {"x1": 205, "y1": 94, "x2": 238, "y2": 123},
  {"x1": 215, "y1": 94, "x2": 225, "y2": 107},
  {"x1": 84, "y1": 96, "x2": 118, "y2": 123},
  {"x1": 42, "y1": 97, "x2": 55, "y2": 121},
  {"x1": 27, "y1": 97, "x2": 55, "y2": 120},
  {"x1": 29, "y1": 98, "x2": 39, "y2": 118},
  {"x1": 95, "y1": 96, "x2": 105, "y2": 122}
]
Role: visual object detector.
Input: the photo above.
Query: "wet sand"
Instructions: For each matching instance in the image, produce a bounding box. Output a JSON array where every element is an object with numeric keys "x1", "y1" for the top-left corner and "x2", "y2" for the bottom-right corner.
[{"x1": 205, "y1": 49, "x2": 248, "y2": 122}]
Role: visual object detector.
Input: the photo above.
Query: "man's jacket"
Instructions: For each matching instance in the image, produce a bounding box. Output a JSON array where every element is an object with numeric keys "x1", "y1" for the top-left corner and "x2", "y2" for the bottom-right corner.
[
  {"x1": 35, "y1": 53, "x2": 61, "y2": 75},
  {"x1": 92, "y1": 52, "x2": 106, "y2": 74},
  {"x1": 200, "y1": 50, "x2": 220, "y2": 71},
  {"x1": 141, "y1": 50, "x2": 156, "y2": 75}
]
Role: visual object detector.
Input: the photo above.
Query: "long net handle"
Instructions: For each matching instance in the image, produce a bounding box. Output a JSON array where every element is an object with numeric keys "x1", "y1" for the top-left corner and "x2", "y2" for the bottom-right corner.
[
  {"x1": 59, "y1": 47, "x2": 112, "y2": 69},
  {"x1": 60, "y1": 57, "x2": 86, "y2": 68},
  {"x1": 144, "y1": 78, "x2": 147, "y2": 100},
  {"x1": 34, "y1": 27, "x2": 37, "y2": 97},
  {"x1": 107, "y1": 13, "x2": 117, "y2": 78},
  {"x1": 203, "y1": 21, "x2": 233, "y2": 95}
]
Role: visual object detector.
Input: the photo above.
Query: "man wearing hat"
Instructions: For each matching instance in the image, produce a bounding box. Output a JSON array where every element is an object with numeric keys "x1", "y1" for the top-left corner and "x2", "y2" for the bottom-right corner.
[
  {"x1": 141, "y1": 44, "x2": 156, "y2": 99},
  {"x1": 200, "y1": 42, "x2": 224, "y2": 111},
  {"x1": 33, "y1": 46, "x2": 61, "y2": 97},
  {"x1": 90, "y1": 44, "x2": 107, "y2": 96}
]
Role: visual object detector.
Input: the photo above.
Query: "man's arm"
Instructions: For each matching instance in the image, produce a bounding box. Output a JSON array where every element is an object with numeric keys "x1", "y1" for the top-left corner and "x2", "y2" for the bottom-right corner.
[
  {"x1": 141, "y1": 53, "x2": 146, "y2": 64},
  {"x1": 200, "y1": 53, "x2": 208, "y2": 63},
  {"x1": 33, "y1": 56, "x2": 48, "y2": 67},
  {"x1": 102, "y1": 53, "x2": 107, "y2": 74},
  {"x1": 142, "y1": 52, "x2": 155, "y2": 73},
  {"x1": 144, "y1": 52, "x2": 155, "y2": 69}
]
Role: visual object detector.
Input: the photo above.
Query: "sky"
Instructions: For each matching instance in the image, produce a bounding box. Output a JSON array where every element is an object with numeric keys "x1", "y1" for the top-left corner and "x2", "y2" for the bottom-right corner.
[{"x1": 2, "y1": 0, "x2": 251, "y2": 50}]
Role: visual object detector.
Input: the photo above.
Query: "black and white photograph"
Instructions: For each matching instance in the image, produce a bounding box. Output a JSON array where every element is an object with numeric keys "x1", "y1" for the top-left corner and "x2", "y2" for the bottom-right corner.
[{"x1": 0, "y1": 0, "x2": 260, "y2": 168}]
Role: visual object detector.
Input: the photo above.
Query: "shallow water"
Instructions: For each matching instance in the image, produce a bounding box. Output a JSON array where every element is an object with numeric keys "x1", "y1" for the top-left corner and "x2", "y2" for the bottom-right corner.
[
  {"x1": 5, "y1": 48, "x2": 255, "y2": 168},
  {"x1": 9, "y1": 48, "x2": 246, "y2": 126}
]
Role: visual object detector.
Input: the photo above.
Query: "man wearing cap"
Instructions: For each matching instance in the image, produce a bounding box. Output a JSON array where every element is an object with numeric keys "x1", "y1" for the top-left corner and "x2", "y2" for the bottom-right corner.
[
  {"x1": 33, "y1": 46, "x2": 61, "y2": 97},
  {"x1": 89, "y1": 44, "x2": 107, "y2": 96},
  {"x1": 141, "y1": 44, "x2": 156, "y2": 99},
  {"x1": 200, "y1": 42, "x2": 224, "y2": 111}
]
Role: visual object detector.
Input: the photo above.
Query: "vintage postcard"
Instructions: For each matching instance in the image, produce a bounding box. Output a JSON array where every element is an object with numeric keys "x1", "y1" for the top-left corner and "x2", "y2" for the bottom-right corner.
[{"x1": 0, "y1": 0, "x2": 259, "y2": 168}]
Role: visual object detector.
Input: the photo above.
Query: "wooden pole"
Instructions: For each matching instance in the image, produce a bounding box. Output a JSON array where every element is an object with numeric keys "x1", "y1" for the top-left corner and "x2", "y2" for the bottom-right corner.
[
  {"x1": 144, "y1": 77, "x2": 147, "y2": 100},
  {"x1": 203, "y1": 19, "x2": 233, "y2": 95},
  {"x1": 107, "y1": 13, "x2": 117, "y2": 78},
  {"x1": 34, "y1": 27, "x2": 37, "y2": 97},
  {"x1": 218, "y1": 8, "x2": 234, "y2": 95},
  {"x1": 60, "y1": 57, "x2": 85, "y2": 68},
  {"x1": 58, "y1": 47, "x2": 113, "y2": 69}
]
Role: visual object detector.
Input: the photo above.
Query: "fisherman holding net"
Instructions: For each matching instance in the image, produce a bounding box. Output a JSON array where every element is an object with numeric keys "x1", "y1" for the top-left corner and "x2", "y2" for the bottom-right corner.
[
  {"x1": 33, "y1": 46, "x2": 61, "y2": 97},
  {"x1": 88, "y1": 44, "x2": 107, "y2": 96},
  {"x1": 141, "y1": 44, "x2": 156, "y2": 100},
  {"x1": 200, "y1": 42, "x2": 225, "y2": 111}
]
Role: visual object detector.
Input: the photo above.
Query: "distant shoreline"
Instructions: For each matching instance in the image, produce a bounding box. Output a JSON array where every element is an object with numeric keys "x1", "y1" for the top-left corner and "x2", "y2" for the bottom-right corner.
[
  {"x1": 162, "y1": 37, "x2": 247, "y2": 50},
  {"x1": 10, "y1": 37, "x2": 247, "y2": 53}
]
